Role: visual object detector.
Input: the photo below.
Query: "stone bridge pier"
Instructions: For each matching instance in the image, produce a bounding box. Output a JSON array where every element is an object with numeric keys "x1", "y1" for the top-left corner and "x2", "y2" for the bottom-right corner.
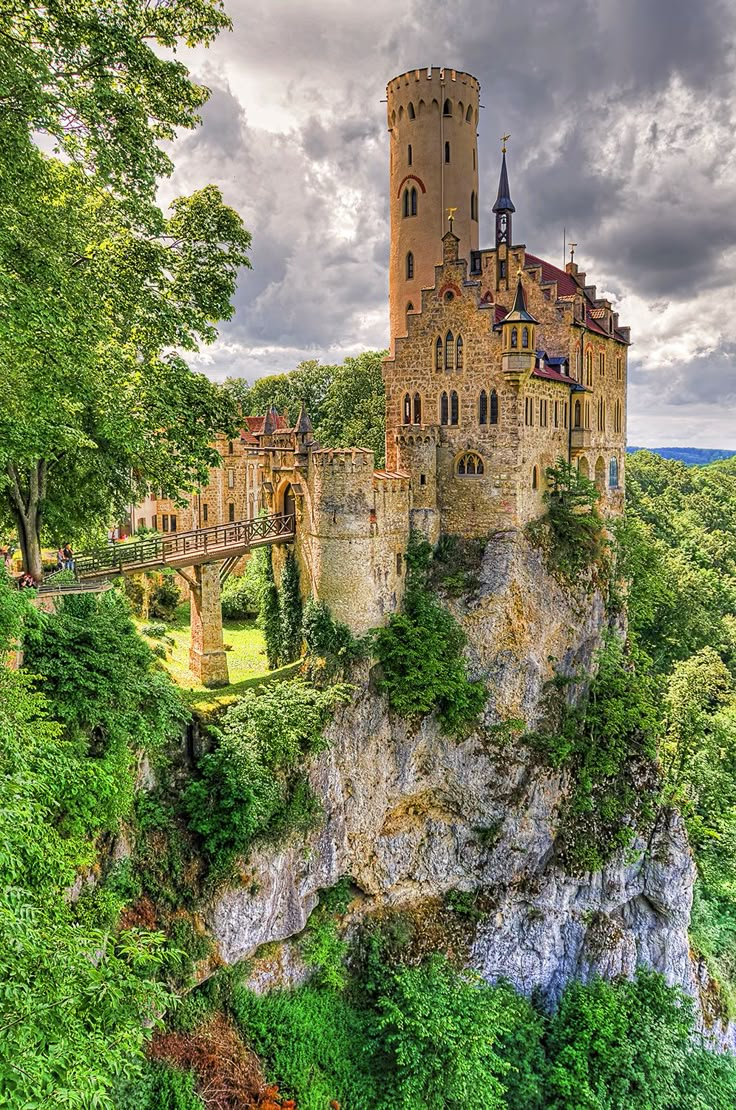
[{"x1": 188, "y1": 562, "x2": 229, "y2": 687}]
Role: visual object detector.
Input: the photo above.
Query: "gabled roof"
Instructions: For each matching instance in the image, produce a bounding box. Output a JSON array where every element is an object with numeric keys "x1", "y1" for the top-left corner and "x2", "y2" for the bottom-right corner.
[
  {"x1": 239, "y1": 411, "x2": 288, "y2": 445},
  {"x1": 500, "y1": 275, "x2": 538, "y2": 325},
  {"x1": 524, "y1": 252, "x2": 628, "y2": 343}
]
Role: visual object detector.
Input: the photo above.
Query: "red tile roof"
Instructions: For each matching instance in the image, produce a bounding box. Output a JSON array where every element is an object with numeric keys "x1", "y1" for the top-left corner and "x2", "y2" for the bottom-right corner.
[
  {"x1": 533, "y1": 366, "x2": 575, "y2": 385},
  {"x1": 239, "y1": 413, "x2": 288, "y2": 444},
  {"x1": 524, "y1": 252, "x2": 627, "y2": 342}
]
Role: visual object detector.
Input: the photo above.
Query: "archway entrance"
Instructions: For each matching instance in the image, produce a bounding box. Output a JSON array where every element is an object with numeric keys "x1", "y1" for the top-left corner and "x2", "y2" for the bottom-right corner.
[
  {"x1": 594, "y1": 456, "x2": 605, "y2": 491},
  {"x1": 578, "y1": 457, "x2": 590, "y2": 480},
  {"x1": 282, "y1": 483, "x2": 296, "y2": 521}
]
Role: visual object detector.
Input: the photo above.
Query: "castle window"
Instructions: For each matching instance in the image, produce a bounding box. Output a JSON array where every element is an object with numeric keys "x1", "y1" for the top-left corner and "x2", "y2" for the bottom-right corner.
[
  {"x1": 228, "y1": 504, "x2": 235, "y2": 523},
  {"x1": 440, "y1": 391, "x2": 449, "y2": 425},
  {"x1": 540, "y1": 399, "x2": 548, "y2": 427},
  {"x1": 473, "y1": 148, "x2": 476, "y2": 170},
  {"x1": 420, "y1": 474, "x2": 426, "y2": 486},
  {"x1": 614, "y1": 399, "x2": 622, "y2": 433},
  {"x1": 500, "y1": 260, "x2": 506, "y2": 279},
  {"x1": 597, "y1": 399, "x2": 606, "y2": 431},
  {"x1": 413, "y1": 392, "x2": 422, "y2": 424},
  {"x1": 511, "y1": 327, "x2": 518, "y2": 349},
  {"x1": 443, "y1": 98, "x2": 452, "y2": 116},
  {"x1": 490, "y1": 389, "x2": 499, "y2": 425},
  {"x1": 609, "y1": 457, "x2": 619, "y2": 488},
  {"x1": 161, "y1": 514, "x2": 169, "y2": 532},
  {"x1": 408, "y1": 143, "x2": 412, "y2": 165},
  {"x1": 532, "y1": 466, "x2": 539, "y2": 490},
  {"x1": 170, "y1": 515, "x2": 177, "y2": 532},
  {"x1": 456, "y1": 335, "x2": 464, "y2": 369},
  {"x1": 479, "y1": 389, "x2": 488, "y2": 424},
  {"x1": 445, "y1": 140, "x2": 450, "y2": 163},
  {"x1": 227, "y1": 467, "x2": 235, "y2": 488},
  {"x1": 450, "y1": 390, "x2": 459, "y2": 425},
  {"x1": 406, "y1": 251, "x2": 414, "y2": 279},
  {"x1": 574, "y1": 399, "x2": 582, "y2": 428},
  {"x1": 408, "y1": 102, "x2": 416, "y2": 119},
  {"x1": 563, "y1": 402, "x2": 568, "y2": 427},
  {"x1": 403, "y1": 189, "x2": 409, "y2": 217},
  {"x1": 457, "y1": 452, "x2": 484, "y2": 476},
  {"x1": 445, "y1": 330, "x2": 454, "y2": 371},
  {"x1": 599, "y1": 352, "x2": 605, "y2": 376},
  {"x1": 616, "y1": 356, "x2": 622, "y2": 380},
  {"x1": 585, "y1": 401, "x2": 591, "y2": 427},
  {"x1": 553, "y1": 401, "x2": 559, "y2": 428},
  {"x1": 525, "y1": 396, "x2": 533, "y2": 426},
  {"x1": 435, "y1": 336, "x2": 443, "y2": 370},
  {"x1": 228, "y1": 440, "x2": 234, "y2": 455},
  {"x1": 396, "y1": 552, "x2": 403, "y2": 575},
  {"x1": 444, "y1": 290, "x2": 454, "y2": 302},
  {"x1": 202, "y1": 503, "x2": 208, "y2": 523},
  {"x1": 585, "y1": 348, "x2": 593, "y2": 386},
  {"x1": 411, "y1": 186, "x2": 417, "y2": 215},
  {"x1": 470, "y1": 190, "x2": 477, "y2": 221},
  {"x1": 403, "y1": 393, "x2": 411, "y2": 424},
  {"x1": 466, "y1": 105, "x2": 473, "y2": 122},
  {"x1": 406, "y1": 301, "x2": 414, "y2": 319},
  {"x1": 521, "y1": 326, "x2": 529, "y2": 349},
  {"x1": 151, "y1": 514, "x2": 157, "y2": 530}
]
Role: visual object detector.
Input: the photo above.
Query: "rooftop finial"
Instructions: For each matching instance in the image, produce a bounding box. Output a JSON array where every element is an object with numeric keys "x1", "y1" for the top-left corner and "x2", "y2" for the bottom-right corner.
[
  {"x1": 569, "y1": 241, "x2": 577, "y2": 263},
  {"x1": 446, "y1": 206, "x2": 457, "y2": 233},
  {"x1": 501, "y1": 132, "x2": 510, "y2": 154}
]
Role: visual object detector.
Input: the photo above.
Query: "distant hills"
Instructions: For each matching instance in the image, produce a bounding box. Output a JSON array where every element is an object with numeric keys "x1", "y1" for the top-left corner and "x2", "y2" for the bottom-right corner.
[{"x1": 627, "y1": 447, "x2": 736, "y2": 467}]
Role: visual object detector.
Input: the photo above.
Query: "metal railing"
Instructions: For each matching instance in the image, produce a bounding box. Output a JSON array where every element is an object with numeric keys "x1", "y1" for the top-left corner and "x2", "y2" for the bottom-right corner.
[{"x1": 74, "y1": 513, "x2": 296, "y2": 577}]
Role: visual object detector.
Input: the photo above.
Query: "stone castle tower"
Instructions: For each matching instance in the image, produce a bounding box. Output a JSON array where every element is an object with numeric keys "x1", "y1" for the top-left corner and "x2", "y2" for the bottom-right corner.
[
  {"x1": 387, "y1": 68, "x2": 480, "y2": 344},
  {"x1": 383, "y1": 66, "x2": 630, "y2": 542}
]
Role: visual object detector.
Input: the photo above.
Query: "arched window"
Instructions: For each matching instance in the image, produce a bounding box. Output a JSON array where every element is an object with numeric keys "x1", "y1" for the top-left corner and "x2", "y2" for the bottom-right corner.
[
  {"x1": 228, "y1": 502, "x2": 235, "y2": 522},
  {"x1": 413, "y1": 392, "x2": 422, "y2": 424},
  {"x1": 532, "y1": 466, "x2": 539, "y2": 490},
  {"x1": 585, "y1": 348, "x2": 593, "y2": 386},
  {"x1": 599, "y1": 352, "x2": 605, "y2": 376},
  {"x1": 511, "y1": 327, "x2": 518, "y2": 349},
  {"x1": 595, "y1": 456, "x2": 606, "y2": 490},
  {"x1": 616, "y1": 356, "x2": 622, "y2": 380},
  {"x1": 479, "y1": 390, "x2": 488, "y2": 424},
  {"x1": 457, "y1": 452, "x2": 484, "y2": 476},
  {"x1": 435, "y1": 336, "x2": 443, "y2": 370},
  {"x1": 406, "y1": 302, "x2": 414, "y2": 323},
  {"x1": 408, "y1": 102, "x2": 416, "y2": 119},
  {"x1": 614, "y1": 399, "x2": 622, "y2": 433},
  {"x1": 440, "y1": 391, "x2": 449, "y2": 425},
  {"x1": 450, "y1": 390, "x2": 459, "y2": 425},
  {"x1": 574, "y1": 399, "x2": 582, "y2": 428},
  {"x1": 470, "y1": 190, "x2": 477, "y2": 220},
  {"x1": 521, "y1": 327, "x2": 529, "y2": 349},
  {"x1": 597, "y1": 399, "x2": 606, "y2": 431},
  {"x1": 456, "y1": 335, "x2": 464, "y2": 370},
  {"x1": 407, "y1": 143, "x2": 412, "y2": 166},
  {"x1": 443, "y1": 98, "x2": 452, "y2": 116},
  {"x1": 445, "y1": 140, "x2": 450, "y2": 163},
  {"x1": 402, "y1": 393, "x2": 411, "y2": 425},
  {"x1": 410, "y1": 186, "x2": 417, "y2": 216},
  {"x1": 402, "y1": 188, "x2": 410, "y2": 217},
  {"x1": 445, "y1": 330, "x2": 454, "y2": 371},
  {"x1": 466, "y1": 105, "x2": 473, "y2": 121},
  {"x1": 490, "y1": 389, "x2": 499, "y2": 425},
  {"x1": 609, "y1": 457, "x2": 619, "y2": 488},
  {"x1": 406, "y1": 251, "x2": 414, "y2": 279}
]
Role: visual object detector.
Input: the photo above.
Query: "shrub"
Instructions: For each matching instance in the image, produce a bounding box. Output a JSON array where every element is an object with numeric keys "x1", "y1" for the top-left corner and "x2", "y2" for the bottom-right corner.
[
  {"x1": 528, "y1": 458, "x2": 609, "y2": 582},
  {"x1": 374, "y1": 534, "x2": 486, "y2": 732},
  {"x1": 115, "y1": 1062, "x2": 203, "y2": 1109},
  {"x1": 183, "y1": 680, "x2": 351, "y2": 868},
  {"x1": 301, "y1": 917, "x2": 349, "y2": 990},
  {"x1": 260, "y1": 545, "x2": 282, "y2": 670},
  {"x1": 280, "y1": 550, "x2": 303, "y2": 663},
  {"x1": 302, "y1": 599, "x2": 364, "y2": 680},
  {"x1": 148, "y1": 574, "x2": 181, "y2": 621},
  {"x1": 142, "y1": 622, "x2": 168, "y2": 639},
  {"x1": 221, "y1": 571, "x2": 260, "y2": 620}
]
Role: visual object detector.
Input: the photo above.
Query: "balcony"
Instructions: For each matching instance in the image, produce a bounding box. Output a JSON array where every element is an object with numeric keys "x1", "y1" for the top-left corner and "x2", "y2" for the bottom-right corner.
[{"x1": 570, "y1": 428, "x2": 591, "y2": 451}]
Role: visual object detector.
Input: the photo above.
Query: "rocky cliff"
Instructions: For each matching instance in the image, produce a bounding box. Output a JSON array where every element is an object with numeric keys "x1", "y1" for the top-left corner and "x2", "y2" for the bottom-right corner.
[{"x1": 204, "y1": 530, "x2": 727, "y2": 1042}]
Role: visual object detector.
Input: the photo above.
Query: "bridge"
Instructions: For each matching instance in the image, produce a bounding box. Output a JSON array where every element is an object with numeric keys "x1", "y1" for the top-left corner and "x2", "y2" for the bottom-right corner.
[{"x1": 55, "y1": 514, "x2": 296, "y2": 687}]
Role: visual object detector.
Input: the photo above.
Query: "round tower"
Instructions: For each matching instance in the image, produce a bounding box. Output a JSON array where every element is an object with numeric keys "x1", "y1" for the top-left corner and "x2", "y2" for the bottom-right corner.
[{"x1": 387, "y1": 67, "x2": 480, "y2": 345}]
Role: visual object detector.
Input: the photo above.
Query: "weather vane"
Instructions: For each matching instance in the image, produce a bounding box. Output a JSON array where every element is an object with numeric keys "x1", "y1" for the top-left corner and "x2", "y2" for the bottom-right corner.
[
  {"x1": 569, "y1": 241, "x2": 577, "y2": 263},
  {"x1": 501, "y1": 133, "x2": 510, "y2": 153},
  {"x1": 446, "y1": 206, "x2": 458, "y2": 232}
]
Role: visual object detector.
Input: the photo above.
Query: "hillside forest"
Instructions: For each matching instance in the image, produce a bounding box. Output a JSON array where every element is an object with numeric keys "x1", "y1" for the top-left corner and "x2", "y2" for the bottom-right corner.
[{"x1": 3, "y1": 2, "x2": 736, "y2": 1107}]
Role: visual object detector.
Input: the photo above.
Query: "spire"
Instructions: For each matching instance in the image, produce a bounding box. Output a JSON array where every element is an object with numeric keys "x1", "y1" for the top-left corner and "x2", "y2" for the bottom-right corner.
[
  {"x1": 493, "y1": 151, "x2": 515, "y2": 215},
  {"x1": 503, "y1": 272, "x2": 537, "y2": 324},
  {"x1": 293, "y1": 402, "x2": 313, "y2": 438}
]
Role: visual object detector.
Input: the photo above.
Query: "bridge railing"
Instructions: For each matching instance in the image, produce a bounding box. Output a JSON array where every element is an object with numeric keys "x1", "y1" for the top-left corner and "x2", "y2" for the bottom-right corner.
[{"x1": 74, "y1": 513, "x2": 296, "y2": 576}]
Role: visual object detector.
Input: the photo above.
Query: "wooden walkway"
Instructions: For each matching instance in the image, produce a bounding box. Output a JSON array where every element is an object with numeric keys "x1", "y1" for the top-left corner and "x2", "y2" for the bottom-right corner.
[{"x1": 74, "y1": 513, "x2": 295, "y2": 579}]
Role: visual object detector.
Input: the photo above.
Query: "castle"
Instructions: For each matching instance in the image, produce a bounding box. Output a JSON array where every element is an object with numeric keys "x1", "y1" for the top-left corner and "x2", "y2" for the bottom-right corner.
[{"x1": 133, "y1": 66, "x2": 629, "y2": 647}]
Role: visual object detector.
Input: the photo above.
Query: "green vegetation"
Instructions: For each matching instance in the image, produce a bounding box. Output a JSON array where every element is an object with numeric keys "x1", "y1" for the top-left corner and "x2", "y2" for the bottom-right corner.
[
  {"x1": 184, "y1": 679, "x2": 351, "y2": 869},
  {"x1": 528, "y1": 458, "x2": 609, "y2": 582},
  {"x1": 302, "y1": 598, "x2": 365, "y2": 680},
  {"x1": 374, "y1": 534, "x2": 486, "y2": 731},
  {"x1": 279, "y1": 550, "x2": 304, "y2": 663},
  {"x1": 224, "y1": 351, "x2": 387, "y2": 464},
  {"x1": 230, "y1": 950, "x2": 736, "y2": 1110}
]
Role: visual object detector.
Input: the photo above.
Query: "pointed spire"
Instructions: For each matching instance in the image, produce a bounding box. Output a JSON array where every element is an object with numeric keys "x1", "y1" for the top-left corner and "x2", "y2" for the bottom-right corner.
[
  {"x1": 493, "y1": 151, "x2": 515, "y2": 214},
  {"x1": 262, "y1": 405, "x2": 278, "y2": 435},
  {"x1": 293, "y1": 402, "x2": 313, "y2": 438},
  {"x1": 502, "y1": 273, "x2": 538, "y2": 324}
]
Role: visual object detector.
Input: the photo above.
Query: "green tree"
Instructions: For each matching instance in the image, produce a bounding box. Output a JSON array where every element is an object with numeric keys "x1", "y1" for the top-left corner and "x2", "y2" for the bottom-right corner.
[
  {"x1": 0, "y1": 162, "x2": 247, "y2": 576},
  {"x1": 314, "y1": 351, "x2": 387, "y2": 465},
  {"x1": 261, "y1": 544, "x2": 282, "y2": 669},
  {"x1": 280, "y1": 550, "x2": 303, "y2": 663}
]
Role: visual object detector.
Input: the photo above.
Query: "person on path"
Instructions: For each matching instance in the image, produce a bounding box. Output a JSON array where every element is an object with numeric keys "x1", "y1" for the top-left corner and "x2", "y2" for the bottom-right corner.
[
  {"x1": 56, "y1": 546, "x2": 64, "y2": 572},
  {"x1": 63, "y1": 543, "x2": 74, "y2": 572}
]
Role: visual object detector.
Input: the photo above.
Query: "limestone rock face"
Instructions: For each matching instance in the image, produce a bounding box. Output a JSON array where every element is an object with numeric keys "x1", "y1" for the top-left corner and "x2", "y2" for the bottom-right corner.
[{"x1": 207, "y1": 531, "x2": 722, "y2": 1034}]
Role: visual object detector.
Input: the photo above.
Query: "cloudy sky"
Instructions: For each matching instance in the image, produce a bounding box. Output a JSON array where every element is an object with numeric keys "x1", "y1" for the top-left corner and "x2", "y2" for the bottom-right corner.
[{"x1": 165, "y1": 0, "x2": 736, "y2": 447}]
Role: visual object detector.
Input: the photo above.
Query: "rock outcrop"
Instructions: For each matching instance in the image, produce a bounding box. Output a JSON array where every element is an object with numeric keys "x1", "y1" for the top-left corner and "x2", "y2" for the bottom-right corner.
[{"x1": 205, "y1": 531, "x2": 726, "y2": 1040}]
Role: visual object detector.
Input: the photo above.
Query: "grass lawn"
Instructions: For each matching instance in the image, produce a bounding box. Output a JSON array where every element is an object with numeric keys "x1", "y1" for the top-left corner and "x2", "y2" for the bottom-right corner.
[{"x1": 137, "y1": 602, "x2": 301, "y2": 712}]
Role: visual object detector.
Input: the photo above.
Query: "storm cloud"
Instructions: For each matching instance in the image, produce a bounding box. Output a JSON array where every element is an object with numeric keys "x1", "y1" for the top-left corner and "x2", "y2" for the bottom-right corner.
[{"x1": 168, "y1": 0, "x2": 736, "y2": 447}]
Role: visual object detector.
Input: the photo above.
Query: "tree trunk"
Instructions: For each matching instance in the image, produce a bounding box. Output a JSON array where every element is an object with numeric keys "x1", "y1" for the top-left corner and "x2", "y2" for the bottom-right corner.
[{"x1": 5, "y1": 461, "x2": 46, "y2": 581}]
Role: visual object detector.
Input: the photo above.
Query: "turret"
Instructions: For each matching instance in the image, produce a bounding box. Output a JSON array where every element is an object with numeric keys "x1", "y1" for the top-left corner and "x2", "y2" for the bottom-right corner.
[
  {"x1": 500, "y1": 274, "x2": 537, "y2": 375},
  {"x1": 386, "y1": 67, "x2": 480, "y2": 346},
  {"x1": 493, "y1": 142, "x2": 515, "y2": 291}
]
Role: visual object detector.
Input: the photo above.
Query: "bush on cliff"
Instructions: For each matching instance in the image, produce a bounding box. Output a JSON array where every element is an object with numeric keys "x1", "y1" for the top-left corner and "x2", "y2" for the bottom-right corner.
[
  {"x1": 374, "y1": 534, "x2": 486, "y2": 732},
  {"x1": 528, "y1": 458, "x2": 609, "y2": 582},
  {"x1": 184, "y1": 679, "x2": 351, "y2": 868}
]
